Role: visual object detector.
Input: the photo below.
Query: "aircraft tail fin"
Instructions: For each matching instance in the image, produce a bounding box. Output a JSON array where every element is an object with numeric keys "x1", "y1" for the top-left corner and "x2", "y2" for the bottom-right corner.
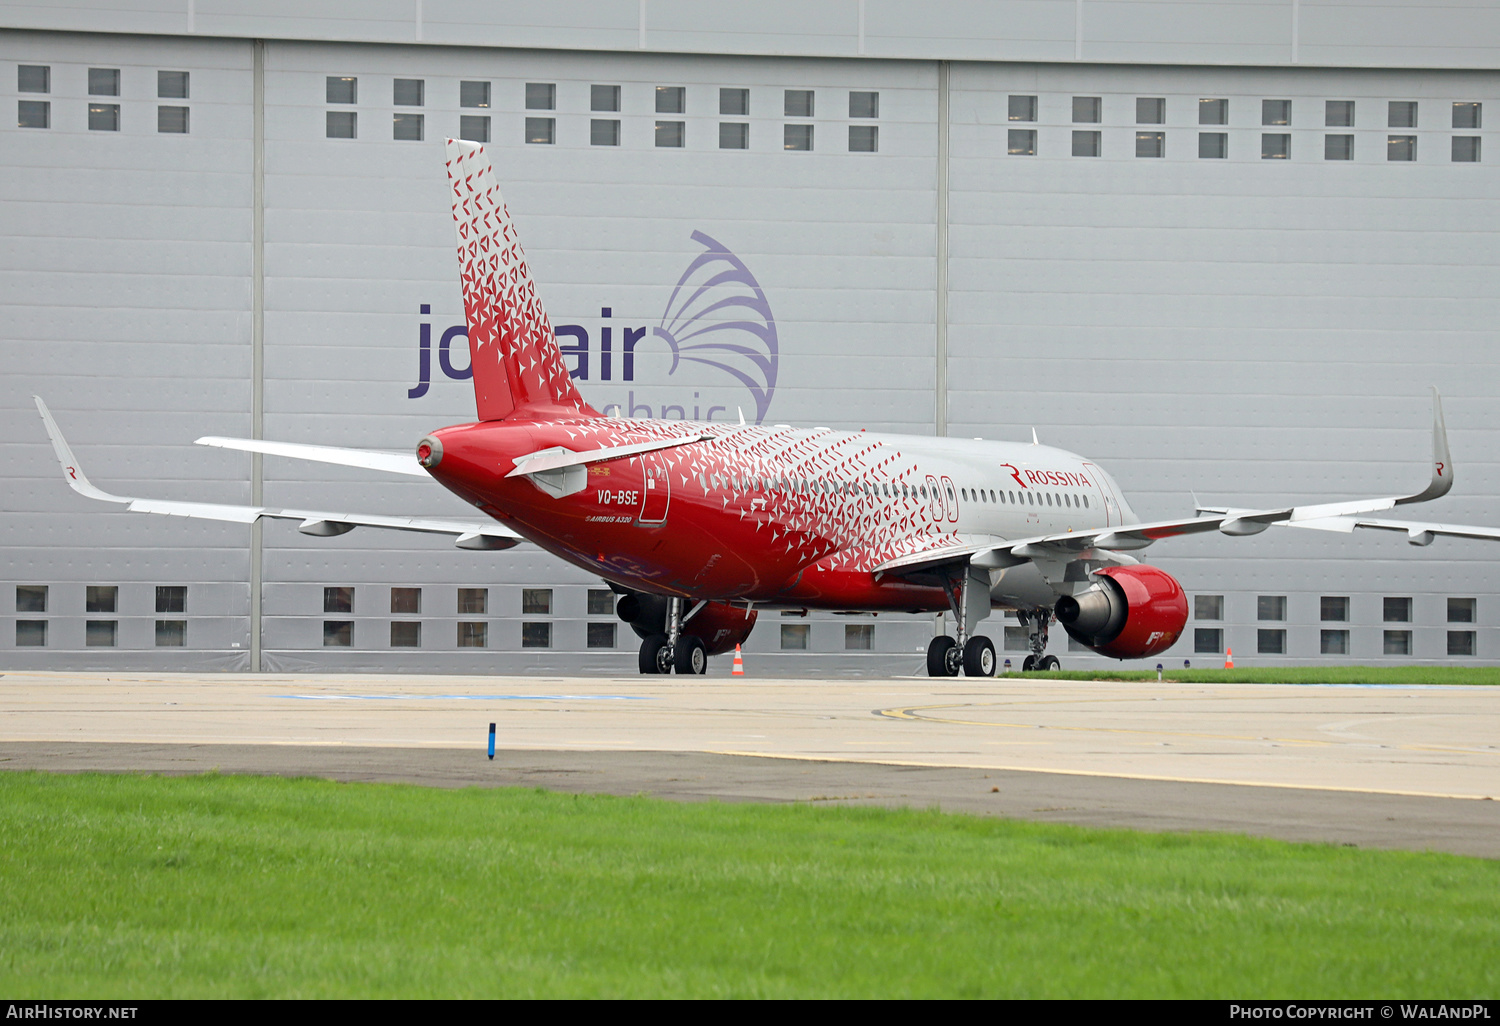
[{"x1": 444, "y1": 138, "x2": 596, "y2": 421}]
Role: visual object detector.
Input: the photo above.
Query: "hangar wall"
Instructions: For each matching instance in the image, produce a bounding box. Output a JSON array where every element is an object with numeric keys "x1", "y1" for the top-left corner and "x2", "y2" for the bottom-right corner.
[{"x1": 2, "y1": 8, "x2": 1498, "y2": 674}]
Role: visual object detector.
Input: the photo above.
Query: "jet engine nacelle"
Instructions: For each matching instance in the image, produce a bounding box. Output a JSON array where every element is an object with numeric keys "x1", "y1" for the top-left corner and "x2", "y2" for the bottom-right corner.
[
  {"x1": 1054, "y1": 565, "x2": 1187, "y2": 660},
  {"x1": 615, "y1": 591, "x2": 758, "y2": 656}
]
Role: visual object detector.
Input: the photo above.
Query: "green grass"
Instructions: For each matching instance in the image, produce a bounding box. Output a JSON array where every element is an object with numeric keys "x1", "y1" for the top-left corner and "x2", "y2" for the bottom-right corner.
[
  {"x1": 1, "y1": 772, "x2": 1497, "y2": 998},
  {"x1": 1006, "y1": 665, "x2": 1500, "y2": 685}
]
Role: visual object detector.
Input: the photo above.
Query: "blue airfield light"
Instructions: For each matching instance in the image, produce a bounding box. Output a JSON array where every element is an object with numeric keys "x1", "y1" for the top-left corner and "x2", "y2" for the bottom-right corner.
[{"x1": 488, "y1": 722, "x2": 496, "y2": 760}]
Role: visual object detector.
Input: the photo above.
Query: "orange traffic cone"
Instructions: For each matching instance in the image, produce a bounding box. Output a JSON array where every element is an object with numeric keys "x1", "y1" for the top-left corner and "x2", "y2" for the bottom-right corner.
[
  {"x1": 1224, "y1": 647, "x2": 1234, "y2": 669},
  {"x1": 732, "y1": 645, "x2": 745, "y2": 676}
]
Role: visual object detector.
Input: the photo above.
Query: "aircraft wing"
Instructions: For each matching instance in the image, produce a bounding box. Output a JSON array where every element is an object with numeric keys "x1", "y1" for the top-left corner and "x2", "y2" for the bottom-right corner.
[
  {"x1": 34, "y1": 397, "x2": 520, "y2": 550},
  {"x1": 195, "y1": 436, "x2": 427, "y2": 476}
]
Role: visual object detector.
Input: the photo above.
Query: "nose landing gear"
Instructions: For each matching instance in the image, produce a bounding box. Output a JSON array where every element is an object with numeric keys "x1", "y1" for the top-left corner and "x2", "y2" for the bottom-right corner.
[{"x1": 637, "y1": 597, "x2": 707, "y2": 674}]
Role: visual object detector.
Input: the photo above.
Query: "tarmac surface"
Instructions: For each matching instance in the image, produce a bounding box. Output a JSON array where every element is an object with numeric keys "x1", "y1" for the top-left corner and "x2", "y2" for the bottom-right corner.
[{"x1": 1, "y1": 670, "x2": 1497, "y2": 857}]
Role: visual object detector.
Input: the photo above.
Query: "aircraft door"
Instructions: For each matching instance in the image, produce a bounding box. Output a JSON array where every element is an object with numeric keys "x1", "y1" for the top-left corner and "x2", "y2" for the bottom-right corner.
[
  {"x1": 638, "y1": 454, "x2": 671, "y2": 524},
  {"x1": 1082, "y1": 462, "x2": 1117, "y2": 527}
]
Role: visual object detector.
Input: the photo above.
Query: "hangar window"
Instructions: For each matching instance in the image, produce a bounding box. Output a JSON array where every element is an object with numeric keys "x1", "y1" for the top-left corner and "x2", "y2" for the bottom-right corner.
[
  {"x1": 522, "y1": 589, "x2": 552, "y2": 615},
  {"x1": 460, "y1": 115, "x2": 489, "y2": 142},
  {"x1": 326, "y1": 76, "x2": 357, "y2": 104},
  {"x1": 1448, "y1": 631, "x2": 1476, "y2": 656},
  {"x1": 780, "y1": 624, "x2": 809, "y2": 650},
  {"x1": 593, "y1": 119, "x2": 620, "y2": 145},
  {"x1": 588, "y1": 623, "x2": 617, "y2": 648},
  {"x1": 17, "y1": 585, "x2": 48, "y2": 612},
  {"x1": 18, "y1": 100, "x2": 49, "y2": 128},
  {"x1": 1135, "y1": 132, "x2": 1164, "y2": 158},
  {"x1": 393, "y1": 113, "x2": 423, "y2": 141},
  {"x1": 1136, "y1": 97, "x2": 1165, "y2": 124},
  {"x1": 89, "y1": 68, "x2": 120, "y2": 96},
  {"x1": 18, "y1": 65, "x2": 49, "y2": 93},
  {"x1": 158, "y1": 71, "x2": 188, "y2": 99},
  {"x1": 849, "y1": 125, "x2": 877, "y2": 152},
  {"x1": 1383, "y1": 630, "x2": 1411, "y2": 656},
  {"x1": 588, "y1": 589, "x2": 615, "y2": 615},
  {"x1": 1199, "y1": 98, "x2": 1227, "y2": 125},
  {"x1": 1453, "y1": 137, "x2": 1481, "y2": 163},
  {"x1": 1195, "y1": 595, "x2": 1223, "y2": 620},
  {"x1": 1008, "y1": 95, "x2": 1037, "y2": 122},
  {"x1": 1388, "y1": 100, "x2": 1418, "y2": 128},
  {"x1": 1199, "y1": 132, "x2": 1227, "y2": 159},
  {"x1": 1383, "y1": 597, "x2": 1411, "y2": 622},
  {"x1": 1194, "y1": 628, "x2": 1222, "y2": 654},
  {"x1": 1008, "y1": 129, "x2": 1036, "y2": 156},
  {"x1": 1003, "y1": 626, "x2": 1029, "y2": 651},
  {"x1": 156, "y1": 621, "x2": 186, "y2": 647},
  {"x1": 391, "y1": 588, "x2": 421, "y2": 615},
  {"x1": 390, "y1": 622, "x2": 420, "y2": 647},
  {"x1": 721, "y1": 88, "x2": 749, "y2": 116},
  {"x1": 394, "y1": 78, "x2": 424, "y2": 106},
  {"x1": 658, "y1": 86, "x2": 686, "y2": 114},
  {"x1": 845, "y1": 624, "x2": 873, "y2": 650},
  {"x1": 1448, "y1": 598, "x2": 1476, "y2": 623},
  {"x1": 457, "y1": 622, "x2": 487, "y2": 647},
  {"x1": 1261, "y1": 99, "x2": 1290, "y2": 126},
  {"x1": 849, "y1": 91, "x2": 878, "y2": 118},
  {"x1": 1388, "y1": 135, "x2": 1417, "y2": 161},
  {"x1": 784, "y1": 90, "x2": 813, "y2": 117},
  {"x1": 87, "y1": 586, "x2": 118, "y2": 613},
  {"x1": 526, "y1": 117, "x2": 555, "y2": 144},
  {"x1": 1257, "y1": 629, "x2": 1285, "y2": 655},
  {"x1": 526, "y1": 83, "x2": 556, "y2": 111},
  {"x1": 324, "y1": 587, "x2": 353, "y2": 614},
  {"x1": 1325, "y1": 134, "x2": 1353, "y2": 160},
  {"x1": 16, "y1": 621, "x2": 46, "y2": 647},
  {"x1": 721, "y1": 122, "x2": 748, "y2": 149},
  {"x1": 157, "y1": 587, "x2": 186, "y2": 614},
  {"x1": 1320, "y1": 596, "x2": 1349, "y2": 622},
  {"x1": 656, "y1": 120, "x2": 685, "y2": 147},
  {"x1": 1257, "y1": 595, "x2": 1286, "y2": 621},
  {"x1": 88, "y1": 103, "x2": 120, "y2": 131},
  {"x1": 785, "y1": 124, "x2": 813, "y2": 151},
  {"x1": 1072, "y1": 96, "x2": 1100, "y2": 123},
  {"x1": 460, "y1": 81, "x2": 490, "y2": 108},
  {"x1": 593, "y1": 85, "x2": 621, "y2": 112},
  {"x1": 1320, "y1": 630, "x2": 1349, "y2": 655},
  {"x1": 87, "y1": 621, "x2": 117, "y2": 647},
  {"x1": 1262, "y1": 134, "x2": 1290, "y2": 159},
  {"x1": 1326, "y1": 100, "x2": 1355, "y2": 127},
  {"x1": 1453, "y1": 102, "x2": 1482, "y2": 129},
  {"x1": 326, "y1": 111, "x2": 356, "y2": 139},
  {"x1": 521, "y1": 622, "x2": 551, "y2": 648},
  {"x1": 158, "y1": 106, "x2": 188, "y2": 133},
  {"x1": 1072, "y1": 130, "x2": 1100, "y2": 157},
  {"x1": 323, "y1": 620, "x2": 352, "y2": 646}
]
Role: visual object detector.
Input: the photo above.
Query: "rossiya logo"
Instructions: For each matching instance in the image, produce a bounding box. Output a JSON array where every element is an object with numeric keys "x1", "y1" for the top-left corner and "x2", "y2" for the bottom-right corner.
[{"x1": 407, "y1": 231, "x2": 779, "y2": 425}]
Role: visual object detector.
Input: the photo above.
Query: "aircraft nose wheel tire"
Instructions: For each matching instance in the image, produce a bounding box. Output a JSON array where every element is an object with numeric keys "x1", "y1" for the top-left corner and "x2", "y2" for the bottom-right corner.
[
  {"x1": 1038, "y1": 655, "x2": 1060, "y2": 671},
  {"x1": 638, "y1": 634, "x2": 672, "y2": 675},
  {"x1": 962, "y1": 636, "x2": 996, "y2": 677},
  {"x1": 673, "y1": 635, "x2": 708, "y2": 675},
  {"x1": 926, "y1": 636, "x2": 961, "y2": 677},
  {"x1": 1021, "y1": 655, "x2": 1035, "y2": 672}
]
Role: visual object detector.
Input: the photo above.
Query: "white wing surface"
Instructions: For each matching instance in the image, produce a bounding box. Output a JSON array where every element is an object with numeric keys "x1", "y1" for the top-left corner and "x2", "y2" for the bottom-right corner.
[{"x1": 34, "y1": 397, "x2": 520, "y2": 550}]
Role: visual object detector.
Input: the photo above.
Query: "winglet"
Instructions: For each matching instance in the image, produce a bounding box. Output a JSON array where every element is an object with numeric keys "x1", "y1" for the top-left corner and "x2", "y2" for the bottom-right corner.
[
  {"x1": 32, "y1": 397, "x2": 129, "y2": 504},
  {"x1": 1395, "y1": 387, "x2": 1453, "y2": 506}
]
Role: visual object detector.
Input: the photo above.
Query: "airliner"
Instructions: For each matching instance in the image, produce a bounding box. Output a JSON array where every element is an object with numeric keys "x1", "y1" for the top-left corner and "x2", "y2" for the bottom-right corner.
[{"x1": 35, "y1": 140, "x2": 1500, "y2": 676}]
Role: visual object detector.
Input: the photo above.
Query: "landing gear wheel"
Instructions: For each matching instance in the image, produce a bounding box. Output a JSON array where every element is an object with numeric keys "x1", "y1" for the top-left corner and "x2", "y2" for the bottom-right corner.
[
  {"x1": 673, "y1": 635, "x2": 708, "y2": 675},
  {"x1": 962, "y1": 636, "x2": 996, "y2": 677},
  {"x1": 639, "y1": 633, "x2": 671, "y2": 675},
  {"x1": 1022, "y1": 655, "x2": 1036, "y2": 672},
  {"x1": 1039, "y1": 655, "x2": 1060, "y2": 672},
  {"x1": 927, "y1": 636, "x2": 959, "y2": 677}
]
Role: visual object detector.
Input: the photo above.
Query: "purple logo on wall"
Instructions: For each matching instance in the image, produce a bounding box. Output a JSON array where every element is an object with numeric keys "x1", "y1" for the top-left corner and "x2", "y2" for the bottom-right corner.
[{"x1": 408, "y1": 231, "x2": 779, "y2": 425}]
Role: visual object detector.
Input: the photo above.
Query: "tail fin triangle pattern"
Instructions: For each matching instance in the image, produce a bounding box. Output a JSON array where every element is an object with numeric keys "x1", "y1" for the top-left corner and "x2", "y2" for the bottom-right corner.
[{"x1": 444, "y1": 138, "x2": 595, "y2": 421}]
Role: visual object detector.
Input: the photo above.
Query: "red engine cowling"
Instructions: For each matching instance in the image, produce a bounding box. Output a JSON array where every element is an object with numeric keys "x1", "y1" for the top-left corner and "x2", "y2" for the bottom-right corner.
[{"x1": 1054, "y1": 565, "x2": 1188, "y2": 660}]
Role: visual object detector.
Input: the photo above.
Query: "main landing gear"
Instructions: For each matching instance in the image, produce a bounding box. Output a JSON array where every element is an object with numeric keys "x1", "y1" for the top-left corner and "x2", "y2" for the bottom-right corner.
[
  {"x1": 1018, "y1": 610, "x2": 1060, "y2": 672},
  {"x1": 927, "y1": 565, "x2": 998, "y2": 678},
  {"x1": 638, "y1": 597, "x2": 707, "y2": 675}
]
